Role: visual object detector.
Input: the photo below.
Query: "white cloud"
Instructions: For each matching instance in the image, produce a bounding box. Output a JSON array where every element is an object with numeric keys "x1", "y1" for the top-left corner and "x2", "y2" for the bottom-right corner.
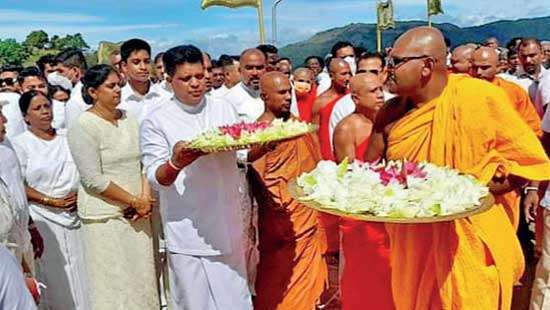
[{"x1": 0, "y1": 9, "x2": 103, "y2": 23}]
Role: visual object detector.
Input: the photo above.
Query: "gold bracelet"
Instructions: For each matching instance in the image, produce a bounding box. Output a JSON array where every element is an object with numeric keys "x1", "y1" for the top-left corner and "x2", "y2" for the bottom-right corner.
[{"x1": 42, "y1": 196, "x2": 50, "y2": 205}]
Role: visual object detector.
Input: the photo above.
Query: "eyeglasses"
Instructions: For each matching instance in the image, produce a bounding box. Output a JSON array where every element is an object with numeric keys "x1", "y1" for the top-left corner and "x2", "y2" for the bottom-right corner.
[
  {"x1": 387, "y1": 55, "x2": 432, "y2": 69},
  {"x1": 357, "y1": 69, "x2": 381, "y2": 75},
  {"x1": 0, "y1": 78, "x2": 16, "y2": 86}
]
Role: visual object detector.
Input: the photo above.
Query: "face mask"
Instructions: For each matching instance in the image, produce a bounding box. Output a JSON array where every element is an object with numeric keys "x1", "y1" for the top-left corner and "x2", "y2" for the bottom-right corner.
[
  {"x1": 294, "y1": 81, "x2": 312, "y2": 94},
  {"x1": 47, "y1": 72, "x2": 73, "y2": 91},
  {"x1": 343, "y1": 56, "x2": 357, "y2": 75}
]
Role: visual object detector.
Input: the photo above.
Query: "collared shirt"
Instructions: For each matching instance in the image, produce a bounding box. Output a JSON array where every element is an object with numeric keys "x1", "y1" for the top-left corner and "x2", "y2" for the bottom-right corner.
[
  {"x1": 118, "y1": 82, "x2": 163, "y2": 124},
  {"x1": 223, "y1": 82, "x2": 265, "y2": 122},
  {"x1": 505, "y1": 65, "x2": 549, "y2": 115},
  {"x1": 209, "y1": 84, "x2": 229, "y2": 98},
  {"x1": 141, "y1": 95, "x2": 243, "y2": 256}
]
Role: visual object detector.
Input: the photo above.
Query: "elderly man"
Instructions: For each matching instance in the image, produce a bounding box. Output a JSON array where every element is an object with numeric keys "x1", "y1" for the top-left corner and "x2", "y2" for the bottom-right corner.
[
  {"x1": 366, "y1": 26, "x2": 550, "y2": 310},
  {"x1": 333, "y1": 73, "x2": 393, "y2": 310},
  {"x1": 450, "y1": 44, "x2": 476, "y2": 74},
  {"x1": 249, "y1": 71, "x2": 327, "y2": 310},
  {"x1": 140, "y1": 45, "x2": 252, "y2": 310}
]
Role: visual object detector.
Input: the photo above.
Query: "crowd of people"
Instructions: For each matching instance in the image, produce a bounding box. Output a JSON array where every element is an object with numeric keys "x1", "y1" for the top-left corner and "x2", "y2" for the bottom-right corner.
[{"x1": 1, "y1": 26, "x2": 550, "y2": 310}]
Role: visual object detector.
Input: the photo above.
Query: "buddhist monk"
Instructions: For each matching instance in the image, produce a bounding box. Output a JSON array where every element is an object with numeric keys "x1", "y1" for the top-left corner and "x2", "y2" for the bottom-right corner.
[
  {"x1": 293, "y1": 68, "x2": 317, "y2": 122},
  {"x1": 249, "y1": 71, "x2": 327, "y2": 310},
  {"x1": 366, "y1": 26, "x2": 550, "y2": 310},
  {"x1": 311, "y1": 58, "x2": 351, "y2": 255},
  {"x1": 450, "y1": 44, "x2": 476, "y2": 74},
  {"x1": 333, "y1": 73, "x2": 393, "y2": 310}
]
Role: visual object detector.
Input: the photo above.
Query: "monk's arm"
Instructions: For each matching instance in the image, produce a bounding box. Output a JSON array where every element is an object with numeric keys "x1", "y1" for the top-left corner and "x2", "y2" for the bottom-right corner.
[
  {"x1": 365, "y1": 130, "x2": 385, "y2": 162},
  {"x1": 333, "y1": 126, "x2": 355, "y2": 163},
  {"x1": 488, "y1": 174, "x2": 528, "y2": 195}
]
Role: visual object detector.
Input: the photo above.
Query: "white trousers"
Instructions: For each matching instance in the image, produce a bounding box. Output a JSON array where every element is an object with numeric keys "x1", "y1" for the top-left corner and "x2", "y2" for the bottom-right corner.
[
  {"x1": 167, "y1": 251, "x2": 252, "y2": 310},
  {"x1": 532, "y1": 209, "x2": 550, "y2": 309},
  {"x1": 33, "y1": 218, "x2": 89, "y2": 310}
]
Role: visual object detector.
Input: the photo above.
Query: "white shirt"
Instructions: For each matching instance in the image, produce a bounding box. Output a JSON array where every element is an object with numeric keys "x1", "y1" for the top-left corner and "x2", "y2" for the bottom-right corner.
[
  {"x1": 118, "y1": 82, "x2": 163, "y2": 124},
  {"x1": 0, "y1": 245, "x2": 37, "y2": 310},
  {"x1": 224, "y1": 82, "x2": 265, "y2": 123},
  {"x1": 210, "y1": 84, "x2": 229, "y2": 98},
  {"x1": 140, "y1": 95, "x2": 244, "y2": 256},
  {"x1": 316, "y1": 71, "x2": 331, "y2": 96},
  {"x1": 0, "y1": 92, "x2": 25, "y2": 138},
  {"x1": 51, "y1": 99, "x2": 67, "y2": 131},
  {"x1": 0, "y1": 140, "x2": 31, "y2": 263},
  {"x1": 328, "y1": 91, "x2": 395, "y2": 147},
  {"x1": 65, "y1": 82, "x2": 91, "y2": 128},
  {"x1": 504, "y1": 65, "x2": 549, "y2": 114},
  {"x1": 536, "y1": 72, "x2": 550, "y2": 114},
  {"x1": 12, "y1": 131, "x2": 80, "y2": 228}
]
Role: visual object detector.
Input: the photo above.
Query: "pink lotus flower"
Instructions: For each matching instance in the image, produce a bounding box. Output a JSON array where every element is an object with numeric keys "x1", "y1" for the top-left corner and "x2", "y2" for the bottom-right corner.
[
  {"x1": 219, "y1": 121, "x2": 270, "y2": 139},
  {"x1": 376, "y1": 161, "x2": 426, "y2": 186}
]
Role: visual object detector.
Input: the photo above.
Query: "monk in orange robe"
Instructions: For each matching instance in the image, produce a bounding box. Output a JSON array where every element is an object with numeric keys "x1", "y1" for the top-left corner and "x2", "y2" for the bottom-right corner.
[
  {"x1": 366, "y1": 27, "x2": 550, "y2": 310},
  {"x1": 333, "y1": 73, "x2": 393, "y2": 310},
  {"x1": 293, "y1": 68, "x2": 317, "y2": 122},
  {"x1": 311, "y1": 58, "x2": 351, "y2": 255},
  {"x1": 471, "y1": 46, "x2": 543, "y2": 228},
  {"x1": 249, "y1": 72, "x2": 327, "y2": 310}
]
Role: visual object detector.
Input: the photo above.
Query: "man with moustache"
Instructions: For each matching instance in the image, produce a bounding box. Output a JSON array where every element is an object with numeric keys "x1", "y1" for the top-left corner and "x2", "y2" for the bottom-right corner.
[
  {"x1": 140, "y1": 45, "x2": 252, "y2": 310},
  {"x1": 209, "y1": 60, "x2": 228, "y2": 98},
  {"x1": 248, "y1": 71, "x2": 327, "y2": 310}
]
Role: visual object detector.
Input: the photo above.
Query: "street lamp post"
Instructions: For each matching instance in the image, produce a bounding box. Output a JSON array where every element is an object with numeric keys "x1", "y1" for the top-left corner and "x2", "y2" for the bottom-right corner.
[{"x1": 272, "y1": 0, "x2": 284, "y2": 45}]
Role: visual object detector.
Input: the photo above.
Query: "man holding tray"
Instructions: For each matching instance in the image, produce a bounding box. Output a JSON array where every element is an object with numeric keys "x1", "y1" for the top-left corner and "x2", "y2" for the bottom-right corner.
[
  {"x1": 140, "y1": 45, "x2": 252, "y2": 310},
  {"x1": 366, "y1": 27, "x2": 550, "y2": 310},
  {"x1": 248, "y1": 71, "x2": 327, "y2": 310}
]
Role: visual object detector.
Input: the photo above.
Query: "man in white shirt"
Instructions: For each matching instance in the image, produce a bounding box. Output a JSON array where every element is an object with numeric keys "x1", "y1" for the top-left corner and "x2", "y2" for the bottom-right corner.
[
  {"x1": 57, "y1": 49, "x2": 89, "y2": 127},
  {"x1": 219, "y1": 55, "x2": 241, "y2": 90},
  {"x1": 140, "y1": 45, "x2": 252, "y2": 310},
  {"x1": 330, "y1": 52, "x2": 394, "y2": 148},
  {"x1": 209, "y1": 60, "x2": 227, "y2": 98},
  {"x1": 224, "y1": 49, "x2": 267, "y2": 122},
  {"x1": 118, "y1": 38, "x2": 162, "y2": 123}
]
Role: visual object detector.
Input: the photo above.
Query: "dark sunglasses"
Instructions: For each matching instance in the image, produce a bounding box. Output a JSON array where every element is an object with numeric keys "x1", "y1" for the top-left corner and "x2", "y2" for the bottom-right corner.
[
  {"x1": 387, "y1": 55, "x2": 432, "y2": 69},
  {"x1": 0, "y1": 78, "x2": 16, "y2": 86}
]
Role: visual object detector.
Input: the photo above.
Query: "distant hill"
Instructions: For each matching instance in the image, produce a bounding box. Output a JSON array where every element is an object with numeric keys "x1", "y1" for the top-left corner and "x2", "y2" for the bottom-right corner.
[{"x1": 280, "y1": 16, "x2": 550, "y2": 65}]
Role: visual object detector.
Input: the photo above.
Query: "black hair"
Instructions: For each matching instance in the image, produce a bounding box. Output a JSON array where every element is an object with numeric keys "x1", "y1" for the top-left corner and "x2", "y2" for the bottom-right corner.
[
  {"x1": 358, "y1": 52, "x2": 386, "y2": 68},
  {"x1": 304, "y1": 56, "x2": 325, "y2": 68},
  {"x1": 48, "y1": 84, "x2": 70, "y2": 100},
  {"x1": 354, "y1": 46, "x2": 368, "y2": 58},
  {"x1": 331, "y1": 41, "x2": 354, "y2": 57},
  {"x1": 219, "y1": 54, "x2": 236, "y2": 67},
  {"x1": 0, "y1": 65, "x2": 23, "y2": 74},
  {"x1": 81, "y1": 64, "x2": 118, "y2": 105},
  {"x1": 56, "y1": 48, "x2": 88, "y2": 72},
  {"x1": 211, "y1": 59, "x2": 222, "y2": 69},
  {"x1": 277, "y1": 57, "x2": 291, "y2": 65},
  {"x1": 519, "y1": 37, "x2": 542, "y2": 49},
  {"x1": 36, "y1": 55, "x2": 58, "y2": 74},
  {"x1": 444, "y1": 36, "x2": 451, "y2": 48},
  {"x1": 163, "y1": 45, "x2": 203, "y2": 77},
  {"x1": 120, "y1": 38, "x2": 151, "y2": 62},
  {"x1": 506, "y1": 37, "x2": 523, "y2": 50},
  {"x1": 256, "y1": 44, "x2": 278, "y2": 58},
  {"x1": 17, "y1": 67, "x2": 46, "y2": 85},
  {"x1": 154, "y1": 52, "x2": 165, "y2": 64},
  {"x1": 19, "y1": 89, "x2": 50, "y2": 116}
]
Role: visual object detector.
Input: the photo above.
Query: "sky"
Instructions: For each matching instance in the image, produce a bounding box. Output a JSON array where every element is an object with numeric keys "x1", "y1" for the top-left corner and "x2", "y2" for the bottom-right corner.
[{"x1": 0, "y1": 0, "x2": 549, "y2": 57}]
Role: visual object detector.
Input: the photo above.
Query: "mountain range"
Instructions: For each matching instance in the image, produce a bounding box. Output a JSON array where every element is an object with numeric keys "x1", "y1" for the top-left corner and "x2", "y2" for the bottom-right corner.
[{"x1": 279, "y1": 16, "x2": 550, "y2": 65}]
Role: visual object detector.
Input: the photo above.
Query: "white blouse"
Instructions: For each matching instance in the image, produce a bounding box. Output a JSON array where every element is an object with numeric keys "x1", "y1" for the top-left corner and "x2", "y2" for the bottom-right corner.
[{"x1": 12, "y1": 131, "x2": 80, "y2": 228}]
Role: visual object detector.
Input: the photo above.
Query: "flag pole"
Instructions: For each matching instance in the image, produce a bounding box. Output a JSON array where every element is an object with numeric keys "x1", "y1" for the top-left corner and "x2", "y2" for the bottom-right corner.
[
  {"x1": 377, "y1": 26, "x2": 382, "y2": 53},
  {"x1": 257, "y1": 0, "x2": 266, "y2": 43},
  {"x1": 427, "y1": 0, "x2": 432, "y2": 27}
]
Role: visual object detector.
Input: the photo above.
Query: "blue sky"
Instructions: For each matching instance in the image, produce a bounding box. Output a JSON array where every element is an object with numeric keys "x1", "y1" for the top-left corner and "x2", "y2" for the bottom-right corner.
[{"x1": 0, "y1": 0, "x2": 548, "y2": 57}]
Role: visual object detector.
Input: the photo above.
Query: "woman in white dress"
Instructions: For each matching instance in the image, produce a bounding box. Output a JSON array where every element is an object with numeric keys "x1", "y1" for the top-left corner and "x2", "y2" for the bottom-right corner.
[
  {"x1": 11, "y1": 90, "x2": 88, "y2": 310},
  {"x1": 67, "y1": 64, "x2": 159, "y2": 309}
]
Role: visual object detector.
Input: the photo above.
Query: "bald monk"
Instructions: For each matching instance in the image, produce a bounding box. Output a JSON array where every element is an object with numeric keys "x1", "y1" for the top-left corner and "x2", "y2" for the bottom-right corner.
[
  {"x1": 366, "y1": 27, "x2": 550, "y2": 310},
  {"x1": 471, "y1": 46, "x2": 541, "y2": 136},
  {"x1": 248, "y1": 72, "x2": 327, "y2": 310},
  {"x1": 450, "y1": 44, "x2": 476, "y2": 74},
  {"x1": 311, "y1": 58, "x2": 352, "y2": 255},
  {"x1": 293, "y1": 68, "x2": 317, "y2": 122},
  {"x1": 333, "y1": 73, "x2": 393, "y2": 310}
]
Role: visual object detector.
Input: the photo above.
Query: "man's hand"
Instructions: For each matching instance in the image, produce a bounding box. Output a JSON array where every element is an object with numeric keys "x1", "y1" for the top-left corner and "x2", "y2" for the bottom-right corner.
[
  {"x1": 171, "y1": 142, "x2": 205, "y2": 169},
  {"x1": 524, "y1": 190, "x2": 540, "y2": 223}
]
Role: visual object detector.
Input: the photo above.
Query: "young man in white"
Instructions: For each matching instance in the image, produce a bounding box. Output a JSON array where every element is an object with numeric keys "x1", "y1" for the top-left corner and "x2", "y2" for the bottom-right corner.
[{"x1": 140, "y1": 45, "x2": 251, "y2": 310}]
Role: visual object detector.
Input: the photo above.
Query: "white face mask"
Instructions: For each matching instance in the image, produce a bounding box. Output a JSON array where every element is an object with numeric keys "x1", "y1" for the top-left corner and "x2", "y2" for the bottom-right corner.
[
  {"x1": 343, "y1": 56, "x2": 357, "y2": 75},
  {"x1": 47, "y1": 72, "x2": 73, "y2": 91}
]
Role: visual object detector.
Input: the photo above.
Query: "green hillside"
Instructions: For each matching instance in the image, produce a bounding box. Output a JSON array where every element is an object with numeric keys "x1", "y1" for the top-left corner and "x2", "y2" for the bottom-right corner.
[{"x1": 280, "y1": 16, "x2": 550, "y2": 65}]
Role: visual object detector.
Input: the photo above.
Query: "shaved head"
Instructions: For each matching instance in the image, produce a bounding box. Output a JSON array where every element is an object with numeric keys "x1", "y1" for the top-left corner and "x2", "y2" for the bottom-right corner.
[
  {"x1": 329, "y1": 58, "x2": 350, "y2": 74},
  {"x1": 328, "y1": 58, "x2": 352, "y2": 90},
  {"x1": 350, "y1": 73, "x2": 381, "y2": 94},
  {"x1": 471, "y1": 46, "x2": 499, "y2": 81},
  {"x1": 450, "y1": 44, "x2": 476, "y2": 73},
  {"x1": 260, "y1": 71, "x2": 292, "y2": 118},
  {"x1": 393, "y1": 27, "x2": 447, "y2": 62},
  {"x1": 293, "y1": 68, "x2": 314, "y2": 95},
  {"x1": 293, "y1": 67, "x2": 314, "y2": 80},
  {"x1": 350, "y1": 73, "x2": 385, "y2": 117}
]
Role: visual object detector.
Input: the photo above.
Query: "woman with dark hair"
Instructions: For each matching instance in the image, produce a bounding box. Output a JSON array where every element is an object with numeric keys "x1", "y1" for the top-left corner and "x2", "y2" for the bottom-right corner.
[
  {"x1": 11, "y1": 90, "x2": 89, "y2": 309},
  {"x1": 67, "y1": 64, "x2": 158, "y2": 309}
]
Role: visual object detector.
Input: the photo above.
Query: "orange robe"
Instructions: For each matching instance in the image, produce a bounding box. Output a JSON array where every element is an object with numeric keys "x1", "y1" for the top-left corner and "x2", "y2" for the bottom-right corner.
[
  {"x1": 341, "y1": 137, "x2": 394, "y2": 310},
  {"x1": 385, "y1": 74, "x2": 550, "y2": 310},
  {"x1": 317, "y1": 94, "x2": 345, "y2": 253},
  {"x1": 250, "y1": 131, "x2": 328, "y2": 310}
]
